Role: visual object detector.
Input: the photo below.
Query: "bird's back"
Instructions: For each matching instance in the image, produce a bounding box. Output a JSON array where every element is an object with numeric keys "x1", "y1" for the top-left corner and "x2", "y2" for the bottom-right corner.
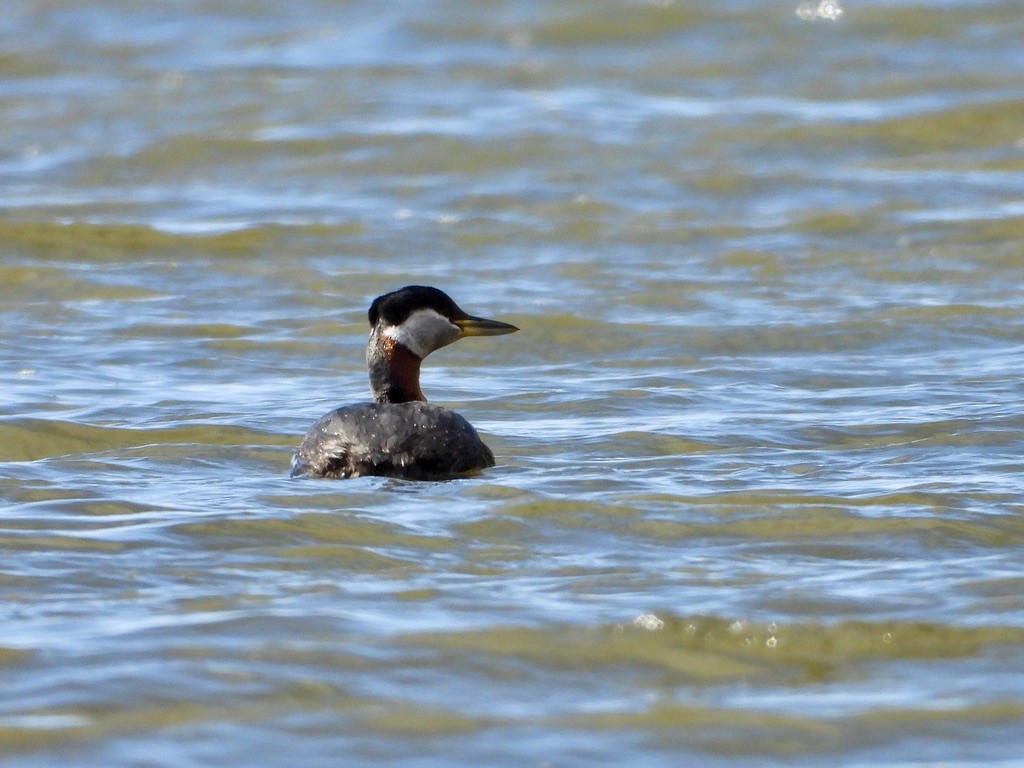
[{"x1": 291, "y1": 401, "x2": 496, "y2": 480}]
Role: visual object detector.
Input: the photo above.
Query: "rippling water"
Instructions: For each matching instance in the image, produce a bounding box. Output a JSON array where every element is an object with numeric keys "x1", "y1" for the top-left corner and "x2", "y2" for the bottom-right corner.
[{"x1": 3, "y1": 1, "x2": 1024, "y2": 765}]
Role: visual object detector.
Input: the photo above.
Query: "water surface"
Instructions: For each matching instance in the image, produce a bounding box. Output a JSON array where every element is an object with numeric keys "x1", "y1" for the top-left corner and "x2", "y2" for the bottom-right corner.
[{"x1": 2, "y1": 1, "x2": 1024, "y2": 765}]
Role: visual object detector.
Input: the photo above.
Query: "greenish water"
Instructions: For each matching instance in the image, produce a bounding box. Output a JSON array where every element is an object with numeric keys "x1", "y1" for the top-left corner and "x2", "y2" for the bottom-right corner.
[{"x1": 2, "y1": 1, "x2": 1024, "y2": 766}]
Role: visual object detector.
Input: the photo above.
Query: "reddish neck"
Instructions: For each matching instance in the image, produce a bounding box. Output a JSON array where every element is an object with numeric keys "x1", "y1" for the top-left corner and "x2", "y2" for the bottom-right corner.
[{"x1": 367, "y1": 333, "x2": 426, "y2": 404}]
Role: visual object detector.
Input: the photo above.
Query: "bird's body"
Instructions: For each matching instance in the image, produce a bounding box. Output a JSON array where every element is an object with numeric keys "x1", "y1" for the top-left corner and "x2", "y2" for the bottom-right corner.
[
  {"x1": 291, "y1": 401, "x2": 494, "y2": 480},
  {"x1": 291, "y1": 286, "x2": 518, "y2": 481}
]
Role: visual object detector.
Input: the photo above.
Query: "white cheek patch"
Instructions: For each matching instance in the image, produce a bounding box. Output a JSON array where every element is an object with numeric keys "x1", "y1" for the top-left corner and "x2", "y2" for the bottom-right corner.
[{"x1": 384, "y1": 308, "x2": 460, "y2": 358}]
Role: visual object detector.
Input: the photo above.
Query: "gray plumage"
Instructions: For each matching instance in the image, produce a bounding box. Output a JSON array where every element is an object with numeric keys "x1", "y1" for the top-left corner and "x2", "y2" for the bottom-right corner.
[{"x1": 291, "y1": 401, "x2": 495, "y2": 480}]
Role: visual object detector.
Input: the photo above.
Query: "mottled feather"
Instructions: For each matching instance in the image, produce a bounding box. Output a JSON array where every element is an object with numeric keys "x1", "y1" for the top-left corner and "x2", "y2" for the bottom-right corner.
[{"x1": 291, "y1": 401, "x2": 495, "y2": 480}]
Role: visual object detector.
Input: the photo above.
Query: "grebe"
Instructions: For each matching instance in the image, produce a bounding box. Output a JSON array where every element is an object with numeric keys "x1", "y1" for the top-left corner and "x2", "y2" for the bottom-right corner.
[{"x1": 291, "y1": 285, "x2": 519, "y2": 480}]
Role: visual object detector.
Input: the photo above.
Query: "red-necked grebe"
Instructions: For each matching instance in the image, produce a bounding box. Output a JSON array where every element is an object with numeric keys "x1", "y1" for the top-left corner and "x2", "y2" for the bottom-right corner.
[{"x1": 291, "y1": 286, "x2": 519, "y2": 480}]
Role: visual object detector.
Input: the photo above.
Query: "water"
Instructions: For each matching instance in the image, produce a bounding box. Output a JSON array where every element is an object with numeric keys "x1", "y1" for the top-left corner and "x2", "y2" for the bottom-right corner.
[{"x1": 2, "y1": 1, "x2": 1024, "y2": 765}]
